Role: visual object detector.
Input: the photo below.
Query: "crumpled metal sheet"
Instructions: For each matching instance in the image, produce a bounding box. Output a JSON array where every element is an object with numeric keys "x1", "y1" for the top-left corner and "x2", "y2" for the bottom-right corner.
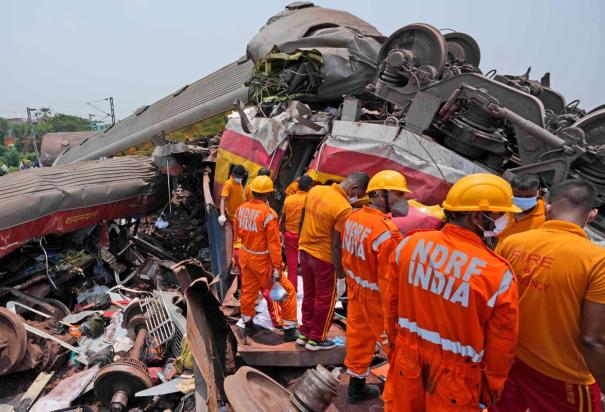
[
  {"x1": 29, "y1": 365, "x2": 99, "y2": 412},
  {"x1": 309, "y1": 121, "x2": 487, "y2": 205},
  {"x1": 249, "y1": 27, "x2": 382, "y2": 102},
  {"x1": 247, "y1": 4, "x2": 383, "y2": 63},
  {"x1": 0, "y1": 156, "x2": 167, "y2": 258},
  {"x1": 184, "y1": 276, "x2": 225, "y2": 412},
  {"x1": 228, "y1": 103, "x2": 313, "y2": 155}
]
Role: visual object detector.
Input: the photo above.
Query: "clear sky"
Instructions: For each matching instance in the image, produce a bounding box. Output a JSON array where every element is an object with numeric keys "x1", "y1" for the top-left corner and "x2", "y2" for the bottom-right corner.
[{"x1": 1, "y1": 0, "x2": 603, "y2": 121}]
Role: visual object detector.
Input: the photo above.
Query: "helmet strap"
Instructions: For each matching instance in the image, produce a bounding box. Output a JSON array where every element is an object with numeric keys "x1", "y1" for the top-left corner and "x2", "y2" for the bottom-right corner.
[{"x1": 382, "y1": 190, "x2": 391, "y2": 213}]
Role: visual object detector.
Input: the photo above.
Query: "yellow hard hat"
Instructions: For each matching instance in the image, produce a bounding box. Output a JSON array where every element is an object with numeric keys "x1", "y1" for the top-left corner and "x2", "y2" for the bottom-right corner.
[
  {"x1": 366, "y1": 170, "x2": 411, "y2": 194},
  {"x1": 250, "y1": 175, "x2": 274, "y2": 194},
  {"x1": 442, "y1": 173, "x2": 522, "y2": 213}
]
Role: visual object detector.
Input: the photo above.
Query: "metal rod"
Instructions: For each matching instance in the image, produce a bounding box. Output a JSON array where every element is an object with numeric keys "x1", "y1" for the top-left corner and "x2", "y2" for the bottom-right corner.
[
  {"x1": 22, "y1": 323, "x2": 88, "y2": 364},
  {"x1": 129, "y1": 328, "x2": 148, "y2": 360},
  {"x1": 489, "y1": 104, "x2": 571, "y2": 150},
  {"x1": 5, "y1": 301, "x2": 72, "y2": 327},
  {"x1": 166, "y1": 159, "x2": 172, "y2": 214}
]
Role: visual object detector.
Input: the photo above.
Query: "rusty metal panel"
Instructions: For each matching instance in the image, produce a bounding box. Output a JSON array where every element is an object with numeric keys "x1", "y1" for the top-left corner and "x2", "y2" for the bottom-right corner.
[
  {"x1": 40, "y1": 131, "x2": 98, "y2": 166},
  {"x1": 185, "y1": 276, "x2": 233, "y2": 412}
]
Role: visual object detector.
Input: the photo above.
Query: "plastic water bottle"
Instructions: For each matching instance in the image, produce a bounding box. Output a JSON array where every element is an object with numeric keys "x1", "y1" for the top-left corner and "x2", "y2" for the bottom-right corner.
[{"x1": 269, "y1": 281, "x2": 287, "y2": 302}]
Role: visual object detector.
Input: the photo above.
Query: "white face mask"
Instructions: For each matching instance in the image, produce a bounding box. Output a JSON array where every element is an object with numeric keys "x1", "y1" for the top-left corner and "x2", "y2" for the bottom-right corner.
[
  {"x1": 348, "y1": 196, "x2": 359, "y2": 205},
  {"x1": 493, "y1": 214, "x2": 510, "y2": 234},
  {"x1": 234, "y1": 177, "x2": 242, "y2": 184}
]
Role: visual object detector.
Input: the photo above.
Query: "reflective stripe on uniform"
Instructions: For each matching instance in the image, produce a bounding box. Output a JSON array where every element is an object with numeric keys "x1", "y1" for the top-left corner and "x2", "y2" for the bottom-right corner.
[
  {"x1": 486, "y1": 270, "x2": 513, "y2": 308},
  {"x1": 346, "y1": 368, "x2": 369, "y2": 378},
  {"x1": 394, "y1": 236, "x2": 411, "y2": 264},
  {"x1": 372, "y1": 230, "x2": 392, "y2": 252},
  {"x1": 263, "y1": 213, "x2": 275, "y2": 228},
  {"x1": 398, "y1": 317, "x2": 484, "y2": 362},
  {"x1": 240, "y1": 245, "x2": 269, "y2": 255},
  {"x1": 347, "y1": 270, "x2": 379, "y2": 291}
]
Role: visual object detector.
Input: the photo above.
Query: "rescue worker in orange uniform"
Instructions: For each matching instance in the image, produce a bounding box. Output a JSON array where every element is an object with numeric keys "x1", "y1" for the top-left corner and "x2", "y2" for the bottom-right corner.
[
  {"x1": 245, "y1": 167, "x2": 271, "y2": 200},
  {"x1": 285, "y1": 170, "x2": 311, "y2": 198},
  {"x1": 297, "y1": 172, "x2": 370, "y2": 350},
  {"x1": 384, "y1": 173, "x2": 520, "y2": 411},
  {"x1": 220, "y1": 164, "x2": 246, "y2": 298},
  {"x1": 496, "y1": 173, "x2": 545, "y2": 239},
  {"x1": 491, "y1": 180, "x2": 605, "y2": 412},
  {"x1": 341, "y1": 170, "x2": 409, "y2": 404},
  {"x1": 280, "y1": 175, "x2": 314, "y2": 291},
  {"x1": 219, "y1": 164, "x2": 246, "y2": 227},
  {"x1": 233, "y1": 176, "x2": 298, "y2": 341},
  {"x1": 242, "y1": 167, "x2": 282, "y2": 328},
  {"x1": 285, "y1": 178, "x2": 300, "y2": 198}
]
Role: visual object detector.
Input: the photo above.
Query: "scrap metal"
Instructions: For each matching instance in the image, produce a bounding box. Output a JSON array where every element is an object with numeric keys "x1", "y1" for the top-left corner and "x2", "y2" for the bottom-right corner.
[{"x1": 94, "y1": 313, "x2": 154, "y2": 411}]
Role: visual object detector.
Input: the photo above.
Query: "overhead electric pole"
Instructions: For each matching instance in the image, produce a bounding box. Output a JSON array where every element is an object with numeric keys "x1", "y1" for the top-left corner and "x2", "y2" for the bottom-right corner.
[
  {"x1": 109, "y1": 97, "x2": 115, "y2": 125},
  {"x1": 26, "y1": 107, "x2": 42, "y2": 167},
  {"x1": 86, "y1": 96, "x2": 116, "y2": 125}
]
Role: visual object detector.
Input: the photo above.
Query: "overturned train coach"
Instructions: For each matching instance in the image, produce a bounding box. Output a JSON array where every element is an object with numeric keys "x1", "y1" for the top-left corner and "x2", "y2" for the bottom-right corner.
[{"x1": 214, "y1": 8, "x2": 605, "y2": 245}]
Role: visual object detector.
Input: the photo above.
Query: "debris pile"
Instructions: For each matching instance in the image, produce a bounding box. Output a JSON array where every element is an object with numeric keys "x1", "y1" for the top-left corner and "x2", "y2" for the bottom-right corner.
[{"x1": 0, "y1": 167, "x2": 210, "y2": 411}]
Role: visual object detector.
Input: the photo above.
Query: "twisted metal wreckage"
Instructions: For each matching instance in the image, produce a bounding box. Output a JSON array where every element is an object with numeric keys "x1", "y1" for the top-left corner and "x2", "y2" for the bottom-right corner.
[{"x1": 1, "y1": 2, "x2": 604, "y2": 411}]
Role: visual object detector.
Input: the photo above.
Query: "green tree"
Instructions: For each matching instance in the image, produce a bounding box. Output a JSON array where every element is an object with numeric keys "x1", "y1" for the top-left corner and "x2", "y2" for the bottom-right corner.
[
  {"x1": 38, "y1": 107, "x2": 52, "y2": 120},
  {"x1": 0, "y1": 117, "x2": 7, "y2": 145},
  {"x1": 0, "y1": 112, "x2": 94, "y2": 171},
  {"x1": 43, "y1": 113, "x2": 92, "y2": 132},
  {"x1": 0, "y1": 146, "x2": 22, "y2": 167}
]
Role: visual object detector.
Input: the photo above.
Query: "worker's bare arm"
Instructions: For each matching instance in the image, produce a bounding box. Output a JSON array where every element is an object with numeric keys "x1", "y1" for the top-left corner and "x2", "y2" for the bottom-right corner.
[
  {"x1": 332, "y1": 230, "x2": 345, "y2": 279},
  {"x1": 220, "y1": 197, "x2": 226, "y2": 216},
  {"x1": 581, "y1": 299, "x2": 605, "y2": 394}
]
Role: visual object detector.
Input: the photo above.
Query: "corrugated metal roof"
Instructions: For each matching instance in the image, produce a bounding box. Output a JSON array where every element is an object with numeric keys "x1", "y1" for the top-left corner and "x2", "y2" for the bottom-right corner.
[
  {"x1": 0, "y1": 156, "x2": 167, "y2": 257},
  {"x1": 40, "y1": 131, "x2": 98, "y2": 166},
  {"x1": 0, "y1": 156, "x2": 160, "y2": 207},
  {"x1": 54, "y1": 58, "x2": 253, "y2": 165}
]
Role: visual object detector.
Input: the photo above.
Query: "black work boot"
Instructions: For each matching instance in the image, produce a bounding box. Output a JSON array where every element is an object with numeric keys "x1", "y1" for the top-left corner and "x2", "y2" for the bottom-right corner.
[
  {"x1": 244, "y1": 320, "x2": 262, "y2": 337},
  {"x1": 347, "y1": 376, "x2": 380, "y2": 404},
  {"x1": 283, "y1": 327, "x2": 299, "y2": 343}
]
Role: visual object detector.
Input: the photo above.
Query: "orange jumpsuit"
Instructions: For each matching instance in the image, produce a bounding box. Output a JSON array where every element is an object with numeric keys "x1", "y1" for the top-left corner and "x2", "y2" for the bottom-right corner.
[
  {"x1": 384, "y1": 224, "x2": 519, "y2": 411},
  {"x1": 234, "y1": 199, "x2": 297, "y2": 327},
  {"x1": 341, "y1": 206, "x2": 403, "y2": 377}
]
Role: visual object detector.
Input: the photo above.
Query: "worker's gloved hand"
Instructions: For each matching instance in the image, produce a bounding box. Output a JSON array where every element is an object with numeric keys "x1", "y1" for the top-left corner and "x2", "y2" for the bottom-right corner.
[
  {"x1": 336, "y1": 278, "x2": 346, "y2": 297},
  {"x1": 273, "y1": 268, "x2": 281, "y2": 281},
  {"x1": 218, "y1": 215, "x2": 227, "y2": 226}
]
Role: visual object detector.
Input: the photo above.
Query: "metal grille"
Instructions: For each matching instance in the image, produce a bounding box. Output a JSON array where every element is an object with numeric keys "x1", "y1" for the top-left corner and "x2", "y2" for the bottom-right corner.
[
  {"x1": 139, "y1": 292, "x2": 176, "y2": 348},
  {"x1": 160, "y1": 291, "x2": 186, "y2": 359}
]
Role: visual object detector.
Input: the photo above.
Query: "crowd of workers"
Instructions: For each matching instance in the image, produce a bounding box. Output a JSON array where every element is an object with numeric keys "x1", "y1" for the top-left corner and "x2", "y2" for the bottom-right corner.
[{"x1": 218, "y1": 163, "x2": 605, "y2": 411}]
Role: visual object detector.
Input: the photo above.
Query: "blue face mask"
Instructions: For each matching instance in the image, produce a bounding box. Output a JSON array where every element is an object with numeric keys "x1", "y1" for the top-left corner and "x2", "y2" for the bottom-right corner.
[{"x1": 513, "y1": 196, "x2": 538, "y2": 211}]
